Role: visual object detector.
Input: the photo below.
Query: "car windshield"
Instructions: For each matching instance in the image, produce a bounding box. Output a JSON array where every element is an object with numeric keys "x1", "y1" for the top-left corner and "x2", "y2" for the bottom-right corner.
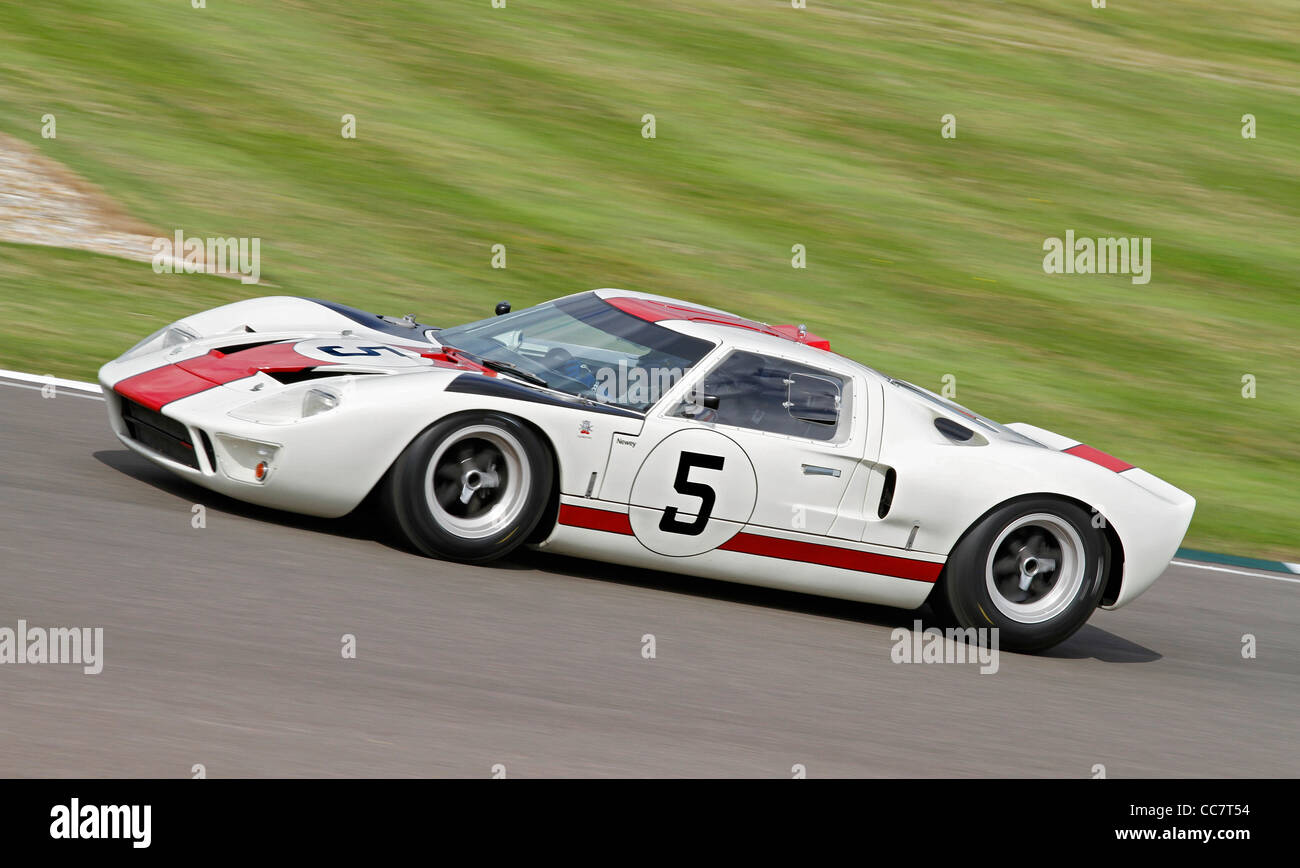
[{"x1": 436, "y1": 294, "x2": 715, "y2": 412}]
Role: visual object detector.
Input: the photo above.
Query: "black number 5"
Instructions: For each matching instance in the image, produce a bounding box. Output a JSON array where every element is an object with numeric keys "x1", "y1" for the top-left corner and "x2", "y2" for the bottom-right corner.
[{"x1": 659, "y1": 451, "x2": 725, "y2": 536}]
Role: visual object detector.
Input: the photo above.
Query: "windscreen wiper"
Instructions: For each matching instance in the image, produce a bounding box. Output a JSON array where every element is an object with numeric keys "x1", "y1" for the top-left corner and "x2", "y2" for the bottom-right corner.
[{"x1": 478, "y1": 357, "x2": 550, "y2": 388}]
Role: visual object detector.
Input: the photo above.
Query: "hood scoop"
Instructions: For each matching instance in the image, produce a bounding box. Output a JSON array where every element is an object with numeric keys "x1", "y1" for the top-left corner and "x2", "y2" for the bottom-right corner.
[
  {"x1": 264, "y1": 368, "x2": 382, "y2": 385},
  {"x1": 212, "y1": 338, "x2": 289, "y2": 356}
]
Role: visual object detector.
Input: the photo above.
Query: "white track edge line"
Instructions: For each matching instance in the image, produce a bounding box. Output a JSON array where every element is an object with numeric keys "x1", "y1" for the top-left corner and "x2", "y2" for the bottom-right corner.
[
  {"x1": 0, "y1": 380, "x2": 105, "y2": 401},
  {"x1": 1169, "y1": 559, "x2": 1300, "y2": 585},
  {"x1": 0, "y1": 368, "x2": 102, "y2": 393}
]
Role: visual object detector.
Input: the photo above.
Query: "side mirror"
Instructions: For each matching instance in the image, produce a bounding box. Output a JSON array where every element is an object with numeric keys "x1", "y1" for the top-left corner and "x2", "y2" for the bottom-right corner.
[
  {"x1": 784, "y1": 373, "x2": 840, "y2": 426},
  {"x1": 495, "y1": 301, "x2": 511, "y2": 316},
  {"x1": 680, "y1": 393, "x2": 720, "y2": 417}
]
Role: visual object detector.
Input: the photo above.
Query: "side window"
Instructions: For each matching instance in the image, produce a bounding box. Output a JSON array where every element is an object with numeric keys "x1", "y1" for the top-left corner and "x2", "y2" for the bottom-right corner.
[{"x1": 676, "y1": 350, "x2": 849, "y2": 442}]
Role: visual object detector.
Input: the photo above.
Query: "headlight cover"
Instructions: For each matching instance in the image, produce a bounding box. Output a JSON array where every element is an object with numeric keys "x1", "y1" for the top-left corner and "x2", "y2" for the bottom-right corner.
[
  {"x1": 302, "y1": 388, "x2": 340, "y2": 418},
  {"x1": 229, "y1": 384, "x2": 344, "y2": 425},
  {"x1": 119, "y1": 323, "x2": 198, "y2": 361},
  {"x1": 162, "y1": 325, "x2": 199, "y2": 351}
]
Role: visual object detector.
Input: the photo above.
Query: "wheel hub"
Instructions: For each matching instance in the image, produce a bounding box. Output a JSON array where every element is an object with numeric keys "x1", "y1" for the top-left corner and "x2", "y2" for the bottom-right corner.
[
  {"x1": 985, "y1": 513, "x2": 1085, "y2": 624},
  {"x1": 1016, "y1": 549, "x2": 1056, "y2": 591},
  {"x1": 422, "y1": 426, "x2": 531, "y2": 540},
  {"x1": 459, "y1": 465, "x2": 501, "y2": 505}
]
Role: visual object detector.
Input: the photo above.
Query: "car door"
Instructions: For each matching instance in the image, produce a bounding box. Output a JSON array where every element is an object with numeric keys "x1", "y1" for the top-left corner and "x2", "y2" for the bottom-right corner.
[{"x1": 609, "y1": 348, "x2": 866, "y2": 557}]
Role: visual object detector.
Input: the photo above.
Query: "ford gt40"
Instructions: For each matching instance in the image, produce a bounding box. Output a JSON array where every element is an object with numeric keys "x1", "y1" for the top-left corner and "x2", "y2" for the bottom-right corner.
[{"x1": 98, "y1": 289, "x2": 1195, "y2": 651}]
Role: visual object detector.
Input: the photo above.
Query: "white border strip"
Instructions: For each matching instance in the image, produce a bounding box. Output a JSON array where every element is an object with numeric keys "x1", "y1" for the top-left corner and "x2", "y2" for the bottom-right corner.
[
  {"x1": 0, "y1": 368, "x2": 102, "y2": 393},
  {"x1": 1170, "y1": 559, "x2": 1300, "y2": 585},
  {"x1": 0, "y1": 380, "x2": 104, "y2": 401}
]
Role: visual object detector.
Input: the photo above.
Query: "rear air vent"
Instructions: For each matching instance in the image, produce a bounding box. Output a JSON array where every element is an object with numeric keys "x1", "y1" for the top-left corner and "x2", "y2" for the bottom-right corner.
[
  {"x1": 877, "y1": 467, "x2": 896, "y2": 519},
  {"x1": 934, "y1": 417, "x2": 975, "y2": 442}
]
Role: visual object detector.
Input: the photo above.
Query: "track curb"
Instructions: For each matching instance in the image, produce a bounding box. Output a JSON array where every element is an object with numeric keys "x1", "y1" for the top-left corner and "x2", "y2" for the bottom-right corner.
[{"x1": 1175, "y1": 548, "x2": 1300, "y2": 576}]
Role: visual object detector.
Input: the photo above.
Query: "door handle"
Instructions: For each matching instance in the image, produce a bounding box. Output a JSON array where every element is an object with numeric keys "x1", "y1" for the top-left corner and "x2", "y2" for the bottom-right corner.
[{"x1": 801, "y1": 464, "x2": 841, "y2": 477}]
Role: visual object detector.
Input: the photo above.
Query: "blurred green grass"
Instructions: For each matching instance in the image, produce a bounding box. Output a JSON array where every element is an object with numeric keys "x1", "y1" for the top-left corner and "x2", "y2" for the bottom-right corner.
[{"x1": 0, "y1": 0, "x2": 1296, "y2": 558}]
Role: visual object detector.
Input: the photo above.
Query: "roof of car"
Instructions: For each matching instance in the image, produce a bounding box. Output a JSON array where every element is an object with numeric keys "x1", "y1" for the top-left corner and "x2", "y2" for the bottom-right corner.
[{"x1": 590, "y1": 287, "x2": 834, "y2": 354}]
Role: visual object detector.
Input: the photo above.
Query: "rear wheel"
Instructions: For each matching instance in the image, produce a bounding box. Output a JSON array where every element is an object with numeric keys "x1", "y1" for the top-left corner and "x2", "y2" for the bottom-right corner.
[
  {"x1": 382, "y1": 413, "x2": 553, "y2": 563},
  {"x1": 939, "y1": 498, "x2": 1107, "y2": 652}
]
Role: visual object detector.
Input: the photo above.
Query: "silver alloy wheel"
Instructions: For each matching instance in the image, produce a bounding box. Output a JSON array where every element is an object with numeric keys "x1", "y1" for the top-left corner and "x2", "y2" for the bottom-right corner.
[
  {"x1": 984, "y1": 513, "x2": 1086, "y2": 624},
  {"x1": 423, "y1": 425, "x2": 531, "y2": 540}
]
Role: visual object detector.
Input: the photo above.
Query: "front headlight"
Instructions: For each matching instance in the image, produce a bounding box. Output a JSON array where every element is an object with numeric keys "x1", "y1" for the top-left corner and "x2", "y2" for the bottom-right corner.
[
  {"x1": 302, "y1": 388, "x2": 340, "y2": 417},
  {"x1": 161, "y1": 325, "x2": 198, "y2": 351},
  {"x1": 228, "y1": 384, "x2": 345, "y2": 424},
  {"x1": 119, "y1": 323, "x2": 198, "y2": 361}
]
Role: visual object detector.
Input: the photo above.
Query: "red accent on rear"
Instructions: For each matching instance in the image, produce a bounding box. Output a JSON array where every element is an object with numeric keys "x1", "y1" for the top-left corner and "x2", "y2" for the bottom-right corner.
[
  {"x1": 557, "y1": 504, "x2": 940, "y2": 582},
  {"x1": 768, "y1": 324, "x2": 832, "y2": 351},
  {"x1": 602, "y1": 297, "x2": 723, "y2": 324},
  {"x1": 718, "y1": 533, "x2": 941, "y2": 582},
  {"x1": 558, "y1": 504, "x2": 634, "y2": 535},
  {"x1": 114, "y1": 343, "x2": 332, "y2": 410},
  {"x1": 604, "y1": 297, "x2": 831, "y2": 351},
  {"x1": 1064, "y1": 443, "x2": 1134, "y2": 473}
]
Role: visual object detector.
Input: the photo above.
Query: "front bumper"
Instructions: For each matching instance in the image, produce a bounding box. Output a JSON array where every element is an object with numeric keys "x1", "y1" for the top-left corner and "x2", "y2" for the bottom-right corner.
[{"x1": 103, "y1": 384, "x2": 372, "y2": 518}]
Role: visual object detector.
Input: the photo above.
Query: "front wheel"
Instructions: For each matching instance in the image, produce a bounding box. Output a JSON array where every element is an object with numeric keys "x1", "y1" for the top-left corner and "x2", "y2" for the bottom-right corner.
[
  {"x1": 937, "y1": 498, "x2": 1107, "y2": 652},
  {"x1": 381, "y1": 412, "x2": 553, "y2": 563}
]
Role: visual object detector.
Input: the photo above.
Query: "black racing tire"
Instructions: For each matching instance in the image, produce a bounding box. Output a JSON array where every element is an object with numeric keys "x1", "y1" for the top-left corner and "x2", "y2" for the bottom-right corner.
[
  {"x1": 381, "y1": 412, "x2": 553, "y2": 564},
  {"x1": 923, "y1": 575, "x2": 959, "y2": 627},
  {"x1": 940, "y1": 498, "x2": 1107, "y2": 652}
]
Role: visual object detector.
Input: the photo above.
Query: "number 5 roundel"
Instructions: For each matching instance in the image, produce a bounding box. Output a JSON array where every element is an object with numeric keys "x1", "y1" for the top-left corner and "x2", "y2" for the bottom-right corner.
[{"x1": 628, "y1": 429, "x2": 758, "y2": 557}]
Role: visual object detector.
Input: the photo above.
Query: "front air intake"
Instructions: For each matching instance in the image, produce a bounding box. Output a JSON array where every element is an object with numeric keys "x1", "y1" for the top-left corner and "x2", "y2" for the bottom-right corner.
[
  {"x1": 197, "y1": 429, "x2": 218, "y2": 473},
  {"x1": 119, "y1": 397, "x2": 200, "y2": 470}
]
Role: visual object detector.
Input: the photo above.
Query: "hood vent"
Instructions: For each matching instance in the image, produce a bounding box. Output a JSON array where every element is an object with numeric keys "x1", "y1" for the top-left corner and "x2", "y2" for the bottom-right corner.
[
  {"x1": 265, "y1": 369, "x2": 380, "y2": 385},
  {"x1": 213, "y1": 339, "x2": 288, "y2": 356}
]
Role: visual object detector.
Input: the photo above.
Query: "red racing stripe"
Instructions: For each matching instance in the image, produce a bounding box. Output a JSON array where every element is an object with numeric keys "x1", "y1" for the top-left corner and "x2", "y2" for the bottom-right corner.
[
  {"x1": 558, "y1": 504, "x2": 634, "y2": 535},
  {"x1": 114, "y1": 343, "x2": 332, "y2": 411},
  {"x1": 559, "y1": 503, "x2": 940, "y2": 582},
  {"x1": 604, "y1": 296, "x2": 830, "y2": 349},
  {"x1": 114, "y1": 365, "x2": 220, "y2": 412},
  {"x1": 175, "y1": 343, "x2": 330, "y2": 383},
  {"x1": 1064, "y1": 443, "x2": 1134, "y2": 473},
  {"x1": 719, "y1": 533, "x2": 942, "y2": 582}
]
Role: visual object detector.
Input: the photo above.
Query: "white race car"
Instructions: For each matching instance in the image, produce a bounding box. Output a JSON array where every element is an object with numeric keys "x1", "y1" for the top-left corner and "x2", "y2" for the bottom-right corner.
[{"x1": 98, "y1": 289, "x2": 1194, "y2": 651}]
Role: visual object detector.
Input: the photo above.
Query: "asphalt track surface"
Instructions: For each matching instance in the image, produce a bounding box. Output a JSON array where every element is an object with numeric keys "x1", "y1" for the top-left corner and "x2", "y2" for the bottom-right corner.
[{"x1": 1, "y1": 383, "x2": 1296, "y2": 777}]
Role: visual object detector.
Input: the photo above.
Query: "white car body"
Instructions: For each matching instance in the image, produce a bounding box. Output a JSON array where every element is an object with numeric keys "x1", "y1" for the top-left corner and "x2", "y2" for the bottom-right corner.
[{"x1": 98, "y1": 289, "x2": 1194, "y2": 616}]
